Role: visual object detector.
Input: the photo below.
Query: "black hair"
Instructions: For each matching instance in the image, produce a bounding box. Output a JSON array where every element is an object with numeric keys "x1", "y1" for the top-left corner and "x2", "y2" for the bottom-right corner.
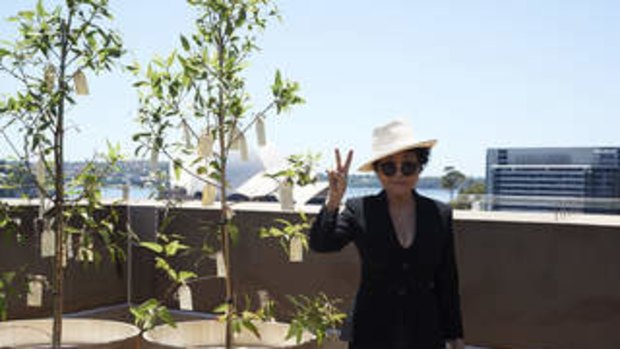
[{"x1": 372, "y1": 147, "x2": 431, "y2": 172}]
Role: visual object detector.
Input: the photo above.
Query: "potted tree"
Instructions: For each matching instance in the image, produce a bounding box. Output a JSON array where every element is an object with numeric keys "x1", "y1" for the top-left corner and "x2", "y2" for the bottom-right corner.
[
  {"x1": 129, "y1": 0, "x2": 345, "y2": 348},
  {"x1": 0, "y1": 0, "x2": 138, "y2": 347}
]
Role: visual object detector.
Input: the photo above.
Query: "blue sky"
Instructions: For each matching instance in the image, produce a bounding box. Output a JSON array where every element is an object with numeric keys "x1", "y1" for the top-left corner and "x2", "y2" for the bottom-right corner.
[{"x1": 1, "y1": 0, "x2": 619, "y2": 176}]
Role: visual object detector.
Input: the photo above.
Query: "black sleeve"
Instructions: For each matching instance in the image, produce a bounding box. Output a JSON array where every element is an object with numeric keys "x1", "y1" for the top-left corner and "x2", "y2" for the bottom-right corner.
[
  {"x1": 309, "y1": 199, "x2": 360, "y2": 253},
  {"x1": 434, "y1": 207, "x2": 464, "y2": 340}
]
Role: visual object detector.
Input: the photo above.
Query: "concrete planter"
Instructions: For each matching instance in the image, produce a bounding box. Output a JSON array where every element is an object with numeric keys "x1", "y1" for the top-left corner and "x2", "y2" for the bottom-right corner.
[
  {"x1": 0, "y1": 318, "x2": 140, "y2": 349},
  {"x1": 142, "y1": 319, "x2": 318, "y2": 349}
]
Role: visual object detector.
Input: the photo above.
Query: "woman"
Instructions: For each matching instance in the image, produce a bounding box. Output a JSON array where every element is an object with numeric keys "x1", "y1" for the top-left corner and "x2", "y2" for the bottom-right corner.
[{"x1": 309, "y1": 119, "x2": 465, "y2": 349}]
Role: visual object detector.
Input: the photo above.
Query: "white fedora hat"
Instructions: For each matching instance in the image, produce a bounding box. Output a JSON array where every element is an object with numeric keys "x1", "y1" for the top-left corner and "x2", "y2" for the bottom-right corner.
[{"x1": 357, "y1": 119, "x2": 437, "y2": 172}]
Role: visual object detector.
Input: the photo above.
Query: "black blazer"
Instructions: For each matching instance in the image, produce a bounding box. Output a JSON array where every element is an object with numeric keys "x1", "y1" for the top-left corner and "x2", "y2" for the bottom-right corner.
[{"x1": 310, "y1": 190, "x2": 463, "y2": 348}]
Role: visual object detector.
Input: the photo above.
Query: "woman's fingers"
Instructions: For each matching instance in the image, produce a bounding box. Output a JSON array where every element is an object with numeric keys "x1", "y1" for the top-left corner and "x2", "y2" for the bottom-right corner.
[
  {"x1": 335, "y1": 148, "x2": 342, "y2": 172},
  {"x1": 335, "y1": 148, "x2": 353, "y2": 174},
  {"x1": 343, "y1": 150, "x2": 353, "y2": 173}
]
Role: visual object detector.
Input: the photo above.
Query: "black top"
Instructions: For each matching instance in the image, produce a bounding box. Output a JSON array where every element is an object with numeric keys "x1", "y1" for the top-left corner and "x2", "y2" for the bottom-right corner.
[{"x1": 309, "y1": 190, "x2": 463, "y2": 348}]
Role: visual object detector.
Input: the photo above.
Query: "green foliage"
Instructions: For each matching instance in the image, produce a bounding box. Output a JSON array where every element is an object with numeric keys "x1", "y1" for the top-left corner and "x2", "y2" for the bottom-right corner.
[
  {"x1": 266, "y1": 153, "x2": 321, "y2": 186},
  {"x1": 441, "y1": 166, "x2": 466, "y2": 200},
  {"x1": 286, "y1": 293, "x2": 346, "y2": 346},
  {"x1": 140, "y1": 233, "x2": 197, "y2": 285},
  {"x1": 0, "y1": 271, "x2": 17, "y2": 321},
  {"x1": 0, "y1": 202, "x2": 25, "y2": 244},
  {"x1": 130, "y1": 298, "x2": 176, "y2": 333},
  {"x1": 213, "y1": 294, "x2": 276, "y2": 340},
  {"x1": 0, "y1": 1, "x2": 125, "y2": 346},
  {"x1": 258, "y1": 212, "x2": 310, "y2": 259},
  {"x1": 129, "y1": 1, "x2": 312, "y2": 347},
  {"x1": 460, "y1": 180, "x2": 485, "y2": 195}
]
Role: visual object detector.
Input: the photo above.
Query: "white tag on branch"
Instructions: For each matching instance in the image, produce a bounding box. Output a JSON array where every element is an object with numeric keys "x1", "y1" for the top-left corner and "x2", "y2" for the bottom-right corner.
[
  {"x1": 279, "y1": 182, "x2": 295, "y2": 211},
  {"x1": 27, "y1": 276, "x2": 45, "y2": 307},
  {"x1": 198, "y1": 130, "x2": 213, "y2": 158},
  {"x1": 150, "y1": 147, "x2": 159, "y2": 175},
  {"x1": 239, "y1": 131, "x2": 249, "y2": 162},
  {"x1": 215, "y1": 251, "x2": 227, "y2": 278},
  {"x1": 201, "y1": 183, "x2": 216, "y2": 206},
  {"x1": 40, "y1": 227, "x2": 55, "y2": 258},
  {"x1": 122, "y1": 183, "x2": 130, "y2": 201},
  {"x1": 44, "y1": 64, "x2": 56, "y2": 91},
  {"x1": 257, "y1": 289, "x2": 270, "y2": 309},
  {"x1": 289, "y1": 236, "x2": 303, "y2": 263},
  {"x1": 13, "y1": 217, "x2": 21, "y2": 226},
  {"x1": 256, "y1": 117, "x2": 266, "y2": 147},
  {"x1": 178, "y1": 283, "x2": 193, "y2": 311},
  {"x1": 73, "y1": 69, "x2": 89, "y2": 95},
  {"x1": 66, "y1": 237, "x2": 74, "y2": 260}
]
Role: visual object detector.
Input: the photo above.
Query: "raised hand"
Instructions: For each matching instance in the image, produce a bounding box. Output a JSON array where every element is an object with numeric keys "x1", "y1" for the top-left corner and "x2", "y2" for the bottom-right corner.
[{"x1": 325, "y1": 148, "x2": 353, "y2": 212}]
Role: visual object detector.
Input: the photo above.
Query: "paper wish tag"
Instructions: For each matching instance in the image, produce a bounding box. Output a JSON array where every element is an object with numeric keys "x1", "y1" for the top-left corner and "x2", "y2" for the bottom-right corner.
[
  {"x1": 197, "y1": 131, "x2": 213, "y2": 158},
  {"x1": 27, "y1": 275, "x2": 46, "y2": 307},
  {"x1": 40, "y1": 227, "x2": 55, "y2": 258},
  {"x1": 257, "y1": 289, "x2": 270, "y2": 309},
  {"x1": 279, "y1": 182, "x2": 294, "y2": 211},
  {"x1": 289, "y1": 236, "x2": 303, "y2": 263},
  {"x1": 201, "y1": 183, "x2": 216, "y2": 206},
  {"x1": 73, "y1": 69, "x2": 89, "y2": 95},
  {"x1": 122, "y1": 183, "x2": 130, "y2": 201},
  {"x1": 238, "y1": 132, "x2": 249, "y2": 162},
  {"x1": 215, "y1": 251, "x2": 227, "y2": 278},
  {"x1": 178, "y1": 283, "x2": 193, "y2": 311},
  {"x1": 255, "y1": 117, "x2": 266, "y2": 146}
]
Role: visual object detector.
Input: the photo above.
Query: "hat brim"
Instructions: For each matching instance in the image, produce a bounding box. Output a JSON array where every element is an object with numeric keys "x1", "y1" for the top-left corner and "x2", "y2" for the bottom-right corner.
[{"x1": 357, "y1": 139, "x2": 437, "y2": 172}]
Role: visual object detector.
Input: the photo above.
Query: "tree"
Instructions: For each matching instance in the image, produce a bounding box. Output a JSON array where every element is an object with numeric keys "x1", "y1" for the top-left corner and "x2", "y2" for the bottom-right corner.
[
  {"x1": 130, "y1": 1, "x2": 342, "y2": 348},
  {"x1": 441, "y1": 166, "x2": 466, "y2": 202},
  {"x1": 460, "y1": 180, "x2": 485, "y2": 195},
  {"x1": 0, "y1": 1, "x2": 124, "y2": 347}
]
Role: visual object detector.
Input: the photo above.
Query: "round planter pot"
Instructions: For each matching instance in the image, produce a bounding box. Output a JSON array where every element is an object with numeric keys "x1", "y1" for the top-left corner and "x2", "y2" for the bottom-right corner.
[
  {"x1": 142, "y1": 319, "x2": 316, "y2": 349},
  {"x1": 0, "y1": 318, "x2": 140, "y2": 349}
]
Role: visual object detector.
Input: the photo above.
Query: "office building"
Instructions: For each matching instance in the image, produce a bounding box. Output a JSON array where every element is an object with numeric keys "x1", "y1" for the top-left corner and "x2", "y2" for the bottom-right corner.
[{"x1": 486, "y1": 147, "x2": 620, "y2": 214}]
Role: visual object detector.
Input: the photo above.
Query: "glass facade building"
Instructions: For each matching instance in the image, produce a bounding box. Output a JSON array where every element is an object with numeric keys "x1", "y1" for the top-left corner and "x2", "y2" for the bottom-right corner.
[{"x1": 486, "y1": 147, "x2": 620, "y2": 214}]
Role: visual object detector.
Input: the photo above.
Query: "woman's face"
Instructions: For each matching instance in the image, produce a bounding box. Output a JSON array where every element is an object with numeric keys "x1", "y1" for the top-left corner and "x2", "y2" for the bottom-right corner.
[{"x1": 375, "y1": 150, "x2": 421, "y2": 196}]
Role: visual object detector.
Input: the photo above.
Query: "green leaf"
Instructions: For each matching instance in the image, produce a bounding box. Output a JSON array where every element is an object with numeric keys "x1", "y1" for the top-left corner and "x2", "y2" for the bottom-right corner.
[
  {"x1": 140, "y1": 241, "x2": 163, "y2": 254},
  {"x1": 37, "y1": 0, "x2": 46, "y2": 17},
  {"x1": 241, "y1": 319, "x2": 260, "y2": 339},
  {"x1": 178, "y1": 271, "x2": 197, "y2": 283},
  {"x1": 180, "y1": 35, "x2": 190, "y2": 51},
  {"x1": 0, "y1": 48, "x2": 10, "y2": 59},
  {"x1": 164, "y1": 239, "x2": 189, "y2": 256}
]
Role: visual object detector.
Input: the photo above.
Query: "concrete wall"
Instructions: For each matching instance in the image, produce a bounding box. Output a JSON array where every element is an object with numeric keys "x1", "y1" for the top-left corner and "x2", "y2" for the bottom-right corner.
[
  {"x1": 0, "y1": 204, "x2": 130, "y2": 318},
  {"x1": 2, "y1": 202, "x2": 620, "y2": 349}
]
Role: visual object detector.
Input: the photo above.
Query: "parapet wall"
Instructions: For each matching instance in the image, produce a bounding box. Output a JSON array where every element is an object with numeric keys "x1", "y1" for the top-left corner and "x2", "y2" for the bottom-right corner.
[{"x1": 2, "y1": 201, "x2": 619, "y2": 349}]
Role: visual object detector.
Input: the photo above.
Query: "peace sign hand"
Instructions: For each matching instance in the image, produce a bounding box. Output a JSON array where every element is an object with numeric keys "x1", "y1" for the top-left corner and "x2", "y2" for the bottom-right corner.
[{"x1": 325, "y1": 148, "x2": 353, "y2": 212}]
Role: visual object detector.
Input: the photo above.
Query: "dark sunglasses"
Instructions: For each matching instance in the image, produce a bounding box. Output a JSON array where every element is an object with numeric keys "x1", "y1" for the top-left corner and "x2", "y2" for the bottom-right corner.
[{"x1": 377, "y1": 161, "x2": 420, "y2": 177}]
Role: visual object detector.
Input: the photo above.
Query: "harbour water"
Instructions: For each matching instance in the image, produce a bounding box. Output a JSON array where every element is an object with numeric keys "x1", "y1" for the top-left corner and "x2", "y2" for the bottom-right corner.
[{"x1": 101, "y1": 185, "x2": 452, "y2": 203}]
